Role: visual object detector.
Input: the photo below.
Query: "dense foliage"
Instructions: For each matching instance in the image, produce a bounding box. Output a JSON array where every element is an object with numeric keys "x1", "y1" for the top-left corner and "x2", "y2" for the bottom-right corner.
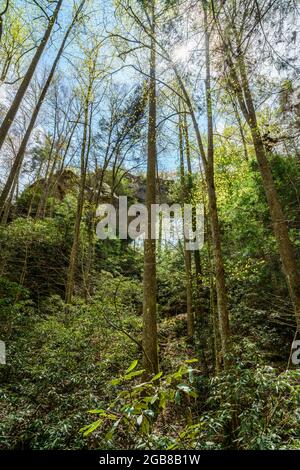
[{"x1": 0, "y1": 0, "x2": 300, "y2": 452}]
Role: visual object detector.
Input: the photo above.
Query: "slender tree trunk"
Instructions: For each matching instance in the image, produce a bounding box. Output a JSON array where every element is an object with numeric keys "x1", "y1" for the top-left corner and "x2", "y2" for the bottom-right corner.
[
  {"x1": 230, "y1": 94, "x2": 249, "y2": 161},
  {"x1": 36, "y1": 130, "x2": 57, "y2": 218},
  {"x1": 81, "y1": 104, "x2": 94, "y2": 301},
  {"x1": 156, "y1": 161, "x2": 163, "y2": 255},
  {"x1": 205, "y1": 3, "x2": 230, "y2": 362},
  {"x1": 183, "y1": 113, "x2": 203, "y2": 288},
  {"x1": 165, "y1": 1, "x2": 231, "y2": 364},
  {"x1": 142, "y1": 0, "x2": 159, "y2": 375},
  {"x1": 214, "y1": 5, "x2": 300, "y2": 330},
  {"x1": 58, "y1": 110, "x2": 82, "y2": 174},
  {"x1": 65, "y1": 100, "x2": 90, "y2": 304},
  {"x1": 40, "y1": 150, "x2": 60, "y2": 218},
  {"x1": 27, "y1": 158, "x2": 45, "y2": 217},
  {"x1": 182, "y1": 110, "x2": 209, "y2": 372},
  {"x1": 179, "y1": 112, "x2": 194, "y2": 338},
  {"x1": 65, "y1": 41, "x2": 98, "y2": 305},
  {"x1": 1, "y1": 163, "x2": 19, "y2": 225},
  {"x1": 0, "y1": 1, "x2": 83, "y2": 213},
  {"x1": 84, "y1": 214, "x2": 95, "y2": 301},
  {"x1": 229, "y1": 48, "x2": 300, "y2": 331},
  {"x1": 207, "y1": 221, "x2": 221, "y2": 375},
  {"x1": 0, "y1": 0, "x2": 63, "y2": 153},
  {"x1": 0, "y1": 1, "x2": 9, "y2": 43},
  {"x1": 174, "y1": 64, "x2": 231, "y2": 366},
  {"x1": 204, "y1": 3, "x2": 232, "y2": 363}
]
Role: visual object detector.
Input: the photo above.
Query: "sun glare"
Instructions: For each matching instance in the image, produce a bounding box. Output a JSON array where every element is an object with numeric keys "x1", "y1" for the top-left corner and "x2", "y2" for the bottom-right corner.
[
  {"x1": 173, "y1": 39, "x2": 197, "y2": 63},
  {"x1": 173, "y1": 45, "x2": 190, "y2": 62}
]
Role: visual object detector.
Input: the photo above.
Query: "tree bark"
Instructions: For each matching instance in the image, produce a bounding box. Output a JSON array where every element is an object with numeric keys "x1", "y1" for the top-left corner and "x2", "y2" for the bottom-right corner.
[
  {"x1": 0, "y1": 1, "x2": 84, "y2": 214},
  {"x1": 179, "y1": 112, "x2": 194, "y2": 339},
  {"x1": 0, "y1": 0, "x2": 63, "y2": 153},
  {"x1": 65, "y1": 93, "x2": 91, "y2": 304},
  {"x1": 142, "y1": 0, "x2": 159, "y2": 375},
  {"x1": 172, "y1": 9, "x2": 231, "y2": 365},
  {"x1": 183, "y1": 112, "x2": 203, "y2": 288},
  {"x1": 1, "y1": 160, "x2": 19, "y2": 225},
  {"x1": 201, "y1": 2, "x2": 232, "y2": 364},
  {"x1": 228, "y1": 45, "x2": 300, "y2": 331}
]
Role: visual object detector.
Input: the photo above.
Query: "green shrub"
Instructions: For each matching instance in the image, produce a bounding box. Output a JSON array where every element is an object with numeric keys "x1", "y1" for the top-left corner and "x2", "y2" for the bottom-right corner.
[
  {"x1": 81, "y1": 359, "x2": 198, "y2": 450},
  {"x1": 0, "y1": 275, "x2": 142, "y2": 450}
]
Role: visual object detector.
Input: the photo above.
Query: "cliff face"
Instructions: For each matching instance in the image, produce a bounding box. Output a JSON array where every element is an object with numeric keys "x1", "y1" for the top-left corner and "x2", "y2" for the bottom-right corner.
[
  {"x1": 22, "y1": 169, "x2": 175, "y2": 211},
  {"x1": 126, "y1": 173, "x2": 175, "y2": 205},
  {"x1": 26, "y1": 169, "x2": 116, "y2": 202},
  {"x1": 14, "y1": 169, "x2": 177, "y2": 218}
]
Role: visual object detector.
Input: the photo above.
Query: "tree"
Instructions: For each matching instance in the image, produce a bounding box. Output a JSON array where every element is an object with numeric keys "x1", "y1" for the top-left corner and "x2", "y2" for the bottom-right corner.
[
  {"x1": 178, "y1": 109, "x2": 194, "y2": 338},
  {"x1": 0, "y1": 1, "x2": 86, "y2": 217},
  {"x1": 202, "y1": 0, "x2": 231, "y2": 362},
  {"x1": 160, "y1": 2, "x2": 231, "y2": 365},
  {"x1": 0, "y1": 0, "x2": 9, "y2": 43},
  {"x1": 65, "y1": 39, "x2": 102, "y2": 304},
  {"x1": 214, "y1": 0, "x2": 300, "y2": 331},
  {"x1": 0, "y1": 0, "x2": 63, "y2": 153},
  {"x1": 142, "y1": 0, "x2": 159, "y2": 374}
]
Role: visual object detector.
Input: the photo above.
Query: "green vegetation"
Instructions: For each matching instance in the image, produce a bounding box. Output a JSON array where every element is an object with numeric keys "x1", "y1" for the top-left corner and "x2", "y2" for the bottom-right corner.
[{"x1": 0, "y1": 0, "x2": 300, "y2": 452}]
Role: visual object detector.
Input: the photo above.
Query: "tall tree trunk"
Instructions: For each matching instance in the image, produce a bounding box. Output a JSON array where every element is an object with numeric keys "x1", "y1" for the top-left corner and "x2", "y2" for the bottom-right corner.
[
  {"x1": 207, "y1": 220, "x2": 221, "y2": 375},
  {"x1": 65, "y1": 41, "x2": 98, "y2": 305},
  {"x1": 0, "y1": 0, "x2": 63, "y2": 153},
  {"x1": 174, "y1": 65, "x2": 231, "y2": 366},
  {"x1": 203, "y1": 2, "x2": 231, "y2": 364},
  {"x1": 142, "y1": 0, "x2": 159, "y2": 375},
  {"x1": 183, "y1": 112, "x2": 203, "y2": 288},
  {"x1": 65, "y1": 99, "x2": 90, "y2": 304},
  {"x1": 1, "y1": 162, "x2": 19, "y2": 225},
  {"x1": 156, "y1": 161, "x2": 163, "y2": 255},
  {"x1": 230, "y1": 94, "x2": 249, "y2": 161},
  {"x1": 179, "y1": 112, "x2": 194, "y2": 338},
  {"x1": 228, "y1": 44, "x2": 300, "y2": 331},
  {"x1": 0, "y1": 1, "x2": 84, "y2": 213},
  {"x1": 183, "y1": 111, "x2": 209, "y2": 372},
  {"x1": 39, "y1": 149, "x2": 60, "y2": 218},
  {"x1": 36, "y1": 130, "x2": 57, "y2": 218},
  {"x1": 81, "y1": 104, "x2": 94, "y2": 301}
]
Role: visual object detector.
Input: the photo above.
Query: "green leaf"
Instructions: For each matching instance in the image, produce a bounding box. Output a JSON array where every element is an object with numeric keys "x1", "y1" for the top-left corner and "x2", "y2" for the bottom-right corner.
[
  {"x1": 159, "y1": 393, "x2": 167, "y2": 409},
  {"x1": 80, "y1": 419, "x2": 102, "y2": 437},
  {"x1": 125, "y1": 359, "x2": 138, "y2": 374},
  {"x1": 124, "y1": 369, "x2": 145, "y2": 380},
  {"x1": 110, "y1": 378, "x2": 121, "y2": 386},
  {"x1": 88, "y1": 409, "x2": 107, "y2": 415},
  {"x1": 106, "y1": 414, "x2": 119, "y2": 421},
  {"x1": 151, "y1": 371, "x2": 163, "y2": 381},
  {"x1": 124, "y1": 406, "x2": 135, "y2": 416}
]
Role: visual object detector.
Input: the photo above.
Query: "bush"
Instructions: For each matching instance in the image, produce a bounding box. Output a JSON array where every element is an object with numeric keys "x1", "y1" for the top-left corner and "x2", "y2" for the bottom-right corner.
[
  {"x1": 81, "y1": 359, "x2": 199, "y2": 450},
  {"x1": 0, "y1": 274, "x2": 142, "y2": 450},
  {"x1": 180, "y1": 341, "x2": 300, "y2": 450}
]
